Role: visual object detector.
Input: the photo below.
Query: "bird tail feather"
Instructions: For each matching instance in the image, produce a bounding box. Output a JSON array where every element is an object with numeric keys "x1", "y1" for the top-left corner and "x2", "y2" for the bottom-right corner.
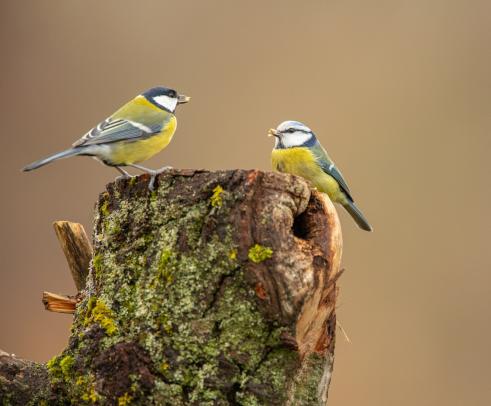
[
  {"x1": 343, "y1": 200, "x2": 373, "y2": 232},
  {"x1": 22, "y1": 148, "x2": 82, "y2": 172}
]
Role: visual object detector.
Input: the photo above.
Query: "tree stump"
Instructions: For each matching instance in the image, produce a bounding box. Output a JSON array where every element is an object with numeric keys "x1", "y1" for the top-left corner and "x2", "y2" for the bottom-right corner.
[{"x1": 0, "y1": 169, "x2": 343, "y2": 405}]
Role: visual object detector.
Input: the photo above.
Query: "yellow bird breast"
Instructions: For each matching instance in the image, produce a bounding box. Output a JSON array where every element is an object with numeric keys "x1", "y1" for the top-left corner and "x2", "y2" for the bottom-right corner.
[
  {"x1": 271, "y1": 147, "x2": 346, "y2": 204},
  {"x1": 107, "y1": 116, "x2": 177, "y2": 165}
]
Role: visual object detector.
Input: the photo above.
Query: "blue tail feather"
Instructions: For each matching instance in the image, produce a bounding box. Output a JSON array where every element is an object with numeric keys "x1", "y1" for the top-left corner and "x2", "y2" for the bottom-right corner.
[
  {"x1": 22, "y1": 148, "x2": 82, "y2": 172},
  {"x1": 343, "y1": 200, "x2": 373, "y2": 232}
]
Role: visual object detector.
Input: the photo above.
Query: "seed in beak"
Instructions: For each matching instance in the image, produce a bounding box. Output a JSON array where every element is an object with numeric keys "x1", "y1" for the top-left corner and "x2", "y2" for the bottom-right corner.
[{"x1": 268, "y1": 129, "x2": 279, "y2": 137}]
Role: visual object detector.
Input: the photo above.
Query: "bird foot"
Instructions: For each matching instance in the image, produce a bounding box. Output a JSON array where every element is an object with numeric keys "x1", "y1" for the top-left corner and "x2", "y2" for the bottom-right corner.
[
  {"x1": 115, "y1": 174, "x2": 134, "y2": 182},
  {"x1": 155, "y1": 166, "x2": 173, "y2": 173},
  {"x1": 114, "y1": 166, "x2": 133, "y2": 182},
  {"x1": 147, "y1": 167, "x2": 173, "y2": 191}
]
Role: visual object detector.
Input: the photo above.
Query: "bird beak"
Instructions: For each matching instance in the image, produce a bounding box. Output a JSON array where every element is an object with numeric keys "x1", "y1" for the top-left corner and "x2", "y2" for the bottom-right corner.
[
  {"x1": 177, "y1": 94, "x2": 191, "y2": 104},
  {"x1": 268, "y1": 128, "x2": 280, "y2": 138}
]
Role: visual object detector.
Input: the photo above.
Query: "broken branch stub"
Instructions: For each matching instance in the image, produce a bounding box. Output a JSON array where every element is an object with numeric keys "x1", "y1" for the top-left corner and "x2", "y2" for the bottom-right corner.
[
  {"x1": 52, "y1": 221, "x2": 93, "y2": 290},
  {"x1": 42, "y1": 291, "x2": 77, "y2": 314}
]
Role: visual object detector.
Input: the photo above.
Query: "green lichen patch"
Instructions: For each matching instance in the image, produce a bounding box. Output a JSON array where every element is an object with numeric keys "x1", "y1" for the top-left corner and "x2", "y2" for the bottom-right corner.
[
  {"x1": 237, "y1": 347, "x2": 299, "y2": 404},
  {"x1": 248, "y1": 244, "x2": 273, "y2": 263},
  {"x1": 46, "y1": 354, "x2": 74, "y2": 383},
  {"x1": 92, "y1": 253, "x2": 103, "y2": 280},
  {"x1": 149, "y1": 380, "x2": 186, "y2": 405},
  {"x1": 59, "y1": 355, "x2": 74, "y2": 378},
  {"x1": 286, "y1": 353, "x2": 327, "y2": 405},
  {"x1": 84, "y1": 297, "x2": 118, "y2": 336},
  {"x1": 155, "y1": 249, "x2": 175, "y2": 287},
  {"x1": 100, "y1": 196, "x2": 111, "y2": 217}
]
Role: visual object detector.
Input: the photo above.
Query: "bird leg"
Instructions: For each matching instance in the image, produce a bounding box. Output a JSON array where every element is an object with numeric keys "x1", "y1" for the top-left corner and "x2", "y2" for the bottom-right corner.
[
  {"x1": 128, "y1": 164, "x2": 173, "y2": 190},
  {"x1": 114, "y1": 166, "x2": 133, "y2": 181}
]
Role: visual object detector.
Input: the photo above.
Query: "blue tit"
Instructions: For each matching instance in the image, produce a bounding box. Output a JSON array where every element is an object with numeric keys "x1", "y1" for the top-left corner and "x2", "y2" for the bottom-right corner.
[
  {"x1": 269, "y1": 121, "x2": 372, "y2": 231},
  {"x1": 23, "y1": 86, "x2": 190, "y2": 189}
]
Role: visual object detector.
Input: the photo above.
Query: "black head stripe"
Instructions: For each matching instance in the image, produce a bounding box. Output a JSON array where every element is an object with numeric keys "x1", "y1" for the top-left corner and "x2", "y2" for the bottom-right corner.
[
  {"x1": 283, "y1": 127, "x2": 311, "y2": 134},
  {"x1": 142, "y1": 87, "x2": 177, "y2": 98}
]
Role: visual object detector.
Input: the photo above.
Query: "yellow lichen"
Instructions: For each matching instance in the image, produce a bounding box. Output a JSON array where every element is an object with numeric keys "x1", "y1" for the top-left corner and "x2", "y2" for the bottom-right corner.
[
  {"x1": 101, "y1": 198, "x2": 110, "y2": 216},
  {"x1": 84, "y1": 297, "x2": 117, "y2": 335},
  {"x1": 46, "y1": 356, "x2": 58, "y2": 373},
  {"x1": 210, "y1": 185, "x2": 224, "y2": 208},
  {"x1": 81, "y1": 384, "x2": 99, "y2": 403},
  {"x1": 59, "y1": 355, "x2": 74, "y2": 377},
  {"x1": 248, "y1": 244, "x2": 273, "y2": 263},
  {"x1": 118, "y1": 392, "x2": 133, "y2": 406},
  {"x1": 155, "y1": 249, "x2": 174, "y2": 287},
  {"x1": 159, "y1": 361, "x2": 170, "y2": 373},
  {"x1": 228, "y1": 249, "x2": 237, "y2": 260},
  {"x1": 76, "y1": 374, "x2": 99, "y2": 403},
  {"x1": 92, "y1": 254, "x2": 103, "y2": 277},
  {"x1": 47, "y1": 354, "x2": 74, "y2": 382},
  {"x1": 150, "y1": 190, "x2": 158, "y2": 204}
]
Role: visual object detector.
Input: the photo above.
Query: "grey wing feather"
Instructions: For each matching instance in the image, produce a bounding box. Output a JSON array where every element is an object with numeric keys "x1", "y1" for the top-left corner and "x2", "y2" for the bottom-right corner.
[
  {"x1": 73, "y1": 118, "x2": 162, "y2": 147},
  {"x1": 311, "y1": 143, "x2": 354, "y2": 201}
]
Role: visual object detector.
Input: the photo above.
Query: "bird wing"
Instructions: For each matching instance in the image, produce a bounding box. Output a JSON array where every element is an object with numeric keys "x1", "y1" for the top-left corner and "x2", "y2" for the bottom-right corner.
[
  {"x1": 311, "y1": 143, "x2": 353, "y2": 201},
  {"x1": 73, "y1": 117, "x2": 163, "y2": 147}
]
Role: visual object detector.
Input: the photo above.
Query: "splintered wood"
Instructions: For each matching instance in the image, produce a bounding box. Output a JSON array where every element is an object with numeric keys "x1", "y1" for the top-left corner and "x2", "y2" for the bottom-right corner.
[
  {"x1": 53, "y1": 221, "x2": 93, "y2": 290},
  {"x1": 42, "y1": 221, "x2": 93, "y2": 314},
  {"x1": 42, "y1": 292, "x2": 77, "y2": 313}
]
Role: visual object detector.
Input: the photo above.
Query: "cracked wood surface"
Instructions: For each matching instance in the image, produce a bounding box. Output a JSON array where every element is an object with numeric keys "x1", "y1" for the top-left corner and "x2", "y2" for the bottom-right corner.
[
  {"x1": 53, "y1": 221, "x2": 93, "y2": 291},
  {"x1": 0, "y1": 169, "x2": 342, "y2": 405}
]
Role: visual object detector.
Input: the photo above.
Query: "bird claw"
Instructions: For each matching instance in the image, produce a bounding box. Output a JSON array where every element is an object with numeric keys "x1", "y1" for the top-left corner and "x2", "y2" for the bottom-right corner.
[
  {"x1": 115, "y1": 174, "x2": 134, "y2": 182},
  {"x1": 148, "y1": 174, "x2": 157, "y2": 191},
  {"x1": 155, "y1": 166, "x2": 173, "y2": 173},
  {"x1": 114, "y1": 166, "x2": 133, "y2": 182},
  {"x1": 147, "y1": 167, "x2": 173, "y2": 191}
]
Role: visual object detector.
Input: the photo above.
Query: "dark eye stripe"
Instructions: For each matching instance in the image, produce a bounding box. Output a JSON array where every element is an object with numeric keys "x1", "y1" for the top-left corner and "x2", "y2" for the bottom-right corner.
[{"x1": 283, "y1": 128, "x2": 310, "y2": 134}]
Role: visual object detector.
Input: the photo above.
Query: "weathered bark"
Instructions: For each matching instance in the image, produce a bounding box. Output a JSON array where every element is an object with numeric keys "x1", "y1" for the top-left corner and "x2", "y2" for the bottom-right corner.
[
  {"x1": 0, "y1": 350, "x2": 49, "y2": 405},
  {"x1": 0, "y1": 169, "x2": 342, "y2": 405}
]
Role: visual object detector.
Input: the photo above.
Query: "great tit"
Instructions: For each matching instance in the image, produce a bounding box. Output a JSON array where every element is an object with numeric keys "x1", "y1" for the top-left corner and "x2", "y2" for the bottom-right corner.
[
  {"x1": 269, "y1": 121, "x2": 372, "y2": 231},
  {"x1": 23, "y1": 86, "x2": 190, "y2": 189}
]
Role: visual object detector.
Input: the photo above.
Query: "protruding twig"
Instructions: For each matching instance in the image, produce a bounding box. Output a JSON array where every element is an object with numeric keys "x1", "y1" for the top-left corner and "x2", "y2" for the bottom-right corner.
[
  {"x1": 42, "y1": 291, "x2": 77, "y2": 314},
  {"x1": 53, "y1": 221, "x2": 93, "y2": 290},
  {"x1": 337, "y1": 320, "x2": 352, "y2": 344}
]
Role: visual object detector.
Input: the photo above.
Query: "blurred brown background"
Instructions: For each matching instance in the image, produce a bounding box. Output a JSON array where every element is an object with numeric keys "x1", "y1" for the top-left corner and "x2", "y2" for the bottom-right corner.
[{"x1": 1, "y1": 0, "x2": 490, "y2": 404}]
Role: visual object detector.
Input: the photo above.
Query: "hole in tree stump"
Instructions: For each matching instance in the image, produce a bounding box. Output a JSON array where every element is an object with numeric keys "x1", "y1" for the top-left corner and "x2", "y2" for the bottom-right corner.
[{"x1": 293, "y1": 211, "x2": 310, "y2": 240}]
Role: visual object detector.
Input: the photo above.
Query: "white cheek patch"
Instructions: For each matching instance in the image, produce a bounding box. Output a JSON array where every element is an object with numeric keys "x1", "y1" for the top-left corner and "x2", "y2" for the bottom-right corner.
[
  {"x1": 281, "y1": 131, "x2": 313, "y2": 148},
  {"x1": 153, "y1": 95, "x2": 178, "y2": 112}
]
